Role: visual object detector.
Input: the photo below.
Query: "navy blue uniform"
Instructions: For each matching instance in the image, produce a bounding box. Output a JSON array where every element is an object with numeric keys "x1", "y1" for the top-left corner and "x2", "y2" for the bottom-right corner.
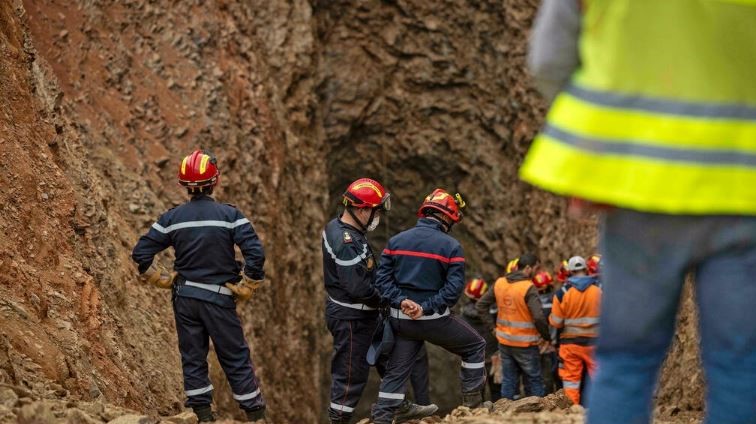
[
  {"x1": 322, "y1": 217, "x2": 380, "y2": 422},
  {"x1": 132, "y1": 194, "x2": 265, "y2": 412},
  {"x1": 371, "y1": 218, "x2": 486, "y2": 423}
]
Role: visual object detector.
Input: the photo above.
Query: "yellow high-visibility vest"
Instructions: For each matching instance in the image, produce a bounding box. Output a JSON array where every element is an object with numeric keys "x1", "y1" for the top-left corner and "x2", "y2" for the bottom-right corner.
[{"x1": 520, "y1": 0, "x2": 756, "y2": 214}]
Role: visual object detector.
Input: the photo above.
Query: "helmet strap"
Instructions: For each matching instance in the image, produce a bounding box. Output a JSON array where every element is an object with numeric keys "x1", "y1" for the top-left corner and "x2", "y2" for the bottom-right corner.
[
  {"x1": 425, "y1": 212, "x2": 452, "y2": 233},
  {"x1": 345, "y1": 206, "x2": 371, "y2": 233}
]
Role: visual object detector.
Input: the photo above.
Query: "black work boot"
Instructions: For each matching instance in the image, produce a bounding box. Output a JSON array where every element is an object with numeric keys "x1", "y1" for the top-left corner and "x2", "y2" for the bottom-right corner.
[
  {"x1": 394, "y1": 400, "x2": 439, "y2": 423},
  {"x1": 192, "y1": 405, "x2": 215, "y2": 422},
  {"x1": 244, "y1": 407, "x2": 266, "y2": 422},
  {"x1": 462, "y1": 390, "x2": 484, "y2": 408}
]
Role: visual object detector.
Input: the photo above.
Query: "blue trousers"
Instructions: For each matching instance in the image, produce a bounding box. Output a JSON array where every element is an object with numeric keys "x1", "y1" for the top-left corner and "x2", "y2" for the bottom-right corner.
[
  {"x1": 499, "y1": 344, "x2": 545, "y2": 399},
  {"x1": 172, "y1": 296, "x2": 264, "y2": 411},
  {"x1": 587, "y1": 210, "x2": 756, "y2": 424},
  {"x1": 371, "y1": 315, "x2": 486, "y2": 424}
]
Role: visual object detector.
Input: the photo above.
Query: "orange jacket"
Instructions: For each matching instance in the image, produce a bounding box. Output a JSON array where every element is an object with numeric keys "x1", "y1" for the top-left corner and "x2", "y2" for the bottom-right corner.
[
  {"x1": 550, "y1": 275, "x2": 601, "y2": 341},
  {"x1": 493, "y1": 276, "x2": 546, "y2": 347}
]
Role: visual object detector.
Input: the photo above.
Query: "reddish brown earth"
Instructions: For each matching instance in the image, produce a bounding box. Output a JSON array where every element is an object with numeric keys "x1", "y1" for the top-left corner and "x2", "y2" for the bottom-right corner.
[{"x1": 0, "y1": 0, "x2": 702, "y2": 423}]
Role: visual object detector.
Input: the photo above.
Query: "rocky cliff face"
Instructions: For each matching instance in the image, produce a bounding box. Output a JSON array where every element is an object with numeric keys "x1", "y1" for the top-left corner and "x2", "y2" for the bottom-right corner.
[{"x1": 0, "y1": 0, "x2": 701, "y2": 422}]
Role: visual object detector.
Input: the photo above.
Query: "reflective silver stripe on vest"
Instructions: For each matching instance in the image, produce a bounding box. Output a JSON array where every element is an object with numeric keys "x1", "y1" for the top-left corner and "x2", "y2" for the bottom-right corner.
[
  {"x1": 378, "y1": 392, "x2": 405, "y2": 400},
  {"x1": 233, "y1": 388, "x2": 261, "y2": 401},
  {"x1": 390, "y1": 308, "x2": 450, "y2": 320},
  {"x1": 566, "y1": 84, "x2": 756, "y2": 121},
  {"x1": 496, "y1": 330, "x2": 541, "y2": 343},
  {"x1": 322, "y1": 231, "x2": 368, "y2": 266},
  {"x1": 497, "y1": 319, "x2": 536, "y2": 329},
  {"x1": 541, "y1": 302, "x2": 553, "y2": 308},
  {"x1": 329, "y1": 296, "x2": 377, "y2": 311},
  {"x1": 186, "y1": 384, "x2": 213, "y2": 396},
  {"x1": 185, "y1": 281, "x2": 233, "y2": 296},
  {"x1": 550, "y1": 315, "x2": 564, "y2": 325},
  {"x1": 461, "y1": 361, "x2": 485, "y2": 369},
  {"x1": 564, "y1": 317, "x2": 600, "y2": 325},
  {"x1": 544, "y1": 124, "x2": 756, "y2": 168},
  {"x1": 564, "y1": 326, "x2": 598, "y2": 335},
  {"x1": 330, "y1": 402, "x2": 355, "y2": 413},
  {"x1": 152, "y1": 218, "x2": 250, "y2": 234},
  {"x1": 562, "y1": 380, "x2": 581, "y2": 389}
]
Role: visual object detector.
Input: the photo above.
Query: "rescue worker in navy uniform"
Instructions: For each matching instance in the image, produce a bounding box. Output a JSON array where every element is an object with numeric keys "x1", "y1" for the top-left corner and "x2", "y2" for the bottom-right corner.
[
  {"x1": 132, "y1": 150, "x2": 266, "y2": 423},
  {"x1": 371, "y1": 189, "x2": 487, "y2": 424},
  {"x1": 323, "y1": 178, "x2": 436, "y2": 424}
]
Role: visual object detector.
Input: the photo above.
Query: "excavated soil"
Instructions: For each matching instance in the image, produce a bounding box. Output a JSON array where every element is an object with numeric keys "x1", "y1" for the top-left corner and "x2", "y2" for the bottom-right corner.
[{"x1": 0, "y1": 0, "x2": 702, "y2": 423}]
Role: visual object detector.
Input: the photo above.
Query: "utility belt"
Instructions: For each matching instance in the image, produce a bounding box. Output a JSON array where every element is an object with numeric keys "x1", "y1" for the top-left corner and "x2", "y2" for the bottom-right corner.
[
  {"x1": 183, "y1": 280, "x2": 233, "y2": 296},
  {"x1": 389, "y1": 307, "x2": 450, "y2": 320},
  {"x1": 328, "y1": 296, "x2": 377, "y2": 311}
]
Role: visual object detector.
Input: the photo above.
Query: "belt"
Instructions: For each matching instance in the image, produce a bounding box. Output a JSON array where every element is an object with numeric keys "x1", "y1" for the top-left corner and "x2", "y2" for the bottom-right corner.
[
  {"x1": 185, "y1": 281, "x2": 233, "y2": 296},
  {"x1": 390, "y1": 307, "x2": 450, "y2": 320},
  {"x1": 328, "y1": 296, "x2": 377, "y2": 311}
]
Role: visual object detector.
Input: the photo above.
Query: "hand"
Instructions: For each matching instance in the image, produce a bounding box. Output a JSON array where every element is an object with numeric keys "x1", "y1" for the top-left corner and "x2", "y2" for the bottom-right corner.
[
  {"x1": 538, "y1": 339, "x2": 555, "y2": 354},
  {"x1": 225, "y1": 275, "x2": 264, "y2": 302},
  {"x1": 400, "y1": 299, "x2": 424, "y2": 319},
  {"x1": 138, "y1": 265, "x2": 175, "y2": 289}
]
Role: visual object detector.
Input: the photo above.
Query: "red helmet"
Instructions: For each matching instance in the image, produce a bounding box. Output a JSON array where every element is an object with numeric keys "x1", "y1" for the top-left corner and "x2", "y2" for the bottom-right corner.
[
  {"x1": 417, "y1": 189, "x2": 466, "y2": 222},
  {"x1": 464, "y1": 278, "x2": 489, "y2": 300},
  {"x1": 587, "y1": 254, "x2": 602, "y2": 276},
  {"x1": 343, "y1": 178, "x2": 391, "y2": 210},
  {"x1": 505, "y1": 258, "x2": 520, "y2": 274},
  {"x1": 555, "y1": 260, "x2": 570, "y2": 283},
  {"x1": 178, "y1": 150, "x2": 220, "y2": 189},
  {"x1": 533, "y1": 271, "x2": 554, "y2": 290}
]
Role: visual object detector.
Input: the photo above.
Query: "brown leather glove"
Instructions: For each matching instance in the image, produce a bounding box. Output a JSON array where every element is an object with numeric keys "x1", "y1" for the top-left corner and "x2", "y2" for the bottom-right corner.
[
  {"x1": 138, "y1": 264, "x2": 175, "y2": 289},
  {"x1": 225, "y1": 275, "x2": 263, "y2": 302}
]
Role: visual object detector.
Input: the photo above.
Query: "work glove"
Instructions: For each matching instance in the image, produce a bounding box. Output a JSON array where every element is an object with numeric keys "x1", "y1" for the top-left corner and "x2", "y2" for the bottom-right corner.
[
  {"x1": 225, "y1": 274, "x2": 263, "y2": 302},
  {"x1": 490, "y1": 354, "x2": 503, "y2": 385},
  {"x1": 138, "y1": 264, "x2": 175, "y2": 289}
]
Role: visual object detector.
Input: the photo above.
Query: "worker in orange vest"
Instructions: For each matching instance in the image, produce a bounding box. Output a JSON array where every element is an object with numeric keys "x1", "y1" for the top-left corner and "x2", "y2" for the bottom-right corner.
[
  {"x1": 550, "y1": 256, "x2": 601, "y2": 405},
  {"x1": 476, "y1": 253, "x2": 551, "y2": 399}
]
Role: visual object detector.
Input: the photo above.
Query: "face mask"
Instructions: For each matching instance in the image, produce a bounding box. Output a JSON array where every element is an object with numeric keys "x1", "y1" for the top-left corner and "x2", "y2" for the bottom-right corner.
[{"x1": 367, "y1": 215, "x2": 380, "y2": 232}]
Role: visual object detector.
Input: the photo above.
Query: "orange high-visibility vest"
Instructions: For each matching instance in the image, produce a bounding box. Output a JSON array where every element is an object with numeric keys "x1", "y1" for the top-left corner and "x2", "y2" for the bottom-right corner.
[
  {"x1": 550, "y1": 284, "x2": 602, "y2": 339},
  {"x1": 494, "y1": 277, "x2": 541, "y2": 347}
]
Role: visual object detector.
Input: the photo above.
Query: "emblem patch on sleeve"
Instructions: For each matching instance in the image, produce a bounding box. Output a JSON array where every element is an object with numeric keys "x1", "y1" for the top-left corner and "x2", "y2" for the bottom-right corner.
[{"x1": 343, "y1": 231, "x2": 353, "y2": 243}]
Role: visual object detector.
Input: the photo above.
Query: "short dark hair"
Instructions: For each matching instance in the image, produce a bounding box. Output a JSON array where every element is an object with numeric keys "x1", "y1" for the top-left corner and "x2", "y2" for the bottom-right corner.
[{"x1": 518, "y1": 253, "x2": 539, "y2": 268}]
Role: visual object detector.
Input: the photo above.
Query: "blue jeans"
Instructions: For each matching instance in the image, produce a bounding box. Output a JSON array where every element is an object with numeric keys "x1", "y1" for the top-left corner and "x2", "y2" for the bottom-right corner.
[
  {"x1": 587, "y1": 210, "x2": 756, "y2": 424},
  {"x1": 499, "y1": 344, "x2": 545, "y2": 399}
]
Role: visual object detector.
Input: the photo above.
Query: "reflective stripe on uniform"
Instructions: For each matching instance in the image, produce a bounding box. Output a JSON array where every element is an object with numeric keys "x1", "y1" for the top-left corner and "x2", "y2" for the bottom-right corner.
[
  {"x1": 152, "y1": 218, "x2": 250, "y2": 234},
  {"x1": 564, "y1": 326, "x2": 598, "y2": 336},
  {"x1": 461, "y1": 361, "x2": 485, "y2": 369},
  {"x1": 550, "y1": 315, "x2": 564, "y2": 325},
  {"x1": 563, "y1": 380, "x2": 581, "y2": 389},
  {"x1": 329, "y1": 296, "x2": 377, "y2": 311},
  {"x1": 233, "y1": 388, "x2": 261, "y2": 401},
  {"x1": 390, "y1": 307, "x2": 450, "y2": 320},
  {"x1": 322, "y1": 231, "x2": 368, "y2": 266},
  {"x1": 378, "y1": 392, "x2": 405, "y2": 400},
  {"x1": 330, "y1": 402, "x2": 355, "y2": 413},
  {"x1": 186, "y1": 384, "x2": 213, "y2": 396},
  {"x1": 495, "y1": 331, "x2": 541, "y2": 343},
  {"x1": 543, "y1": 124, "x2": 756, "y2": 168},
  {"x1": 185, "y1": 281, "x2": 233, "y2": 296},
  {"x1": 566, "y1": 83, "x2": 756, "y2": 121},
  {"x1": 496, "y1": 318, "x2": 536, "y2": 328},
  {"x1": 564, "y1": 317, "x2": 600, "y2": 325}
]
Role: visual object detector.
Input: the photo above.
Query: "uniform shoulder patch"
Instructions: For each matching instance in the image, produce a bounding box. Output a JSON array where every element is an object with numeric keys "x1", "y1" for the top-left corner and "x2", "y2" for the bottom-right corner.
[{"x1": 343, "y1": 231, "x2": 353, "y2": 243}]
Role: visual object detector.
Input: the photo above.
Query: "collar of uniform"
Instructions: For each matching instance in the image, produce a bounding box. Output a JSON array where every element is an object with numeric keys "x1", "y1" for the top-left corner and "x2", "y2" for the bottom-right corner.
[
  {"x1": 416, "y1": 217, "x2": 445, "y2": 231},
  {"x1": 505, "y1": 271, "x2": 530, "y2": 282},
  {"x1": 190, "y1": 194, "x2": 215, "y2": 202},
  {"x1": 337, "y1": 217, "x2": 365, "y2": 235}
]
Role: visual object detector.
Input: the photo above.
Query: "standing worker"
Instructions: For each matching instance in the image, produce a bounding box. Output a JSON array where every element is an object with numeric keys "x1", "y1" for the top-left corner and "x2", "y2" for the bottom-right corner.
[
  {"x1": 476, "y1": 253, "x2": 551, "y2": 400},
  {"x1": 460, "y1": 278, "x2": 502, "y2": 401},
  {"x1": 549, "y1": 256, "x2": 601, "y2": 405},
  {"x1": 533, "y1": 271, "x2": 558, "y2": 394},
  {"x1": 132, "y1": 150, "x2": 267, "y2": 422},
  {"x1": 522, "y1": 2, "x2": 756, "y2": 422},
  {"x1": 323, "y1": 178, "x2": 435, "y2": 424},
  {"x1": 371, "y1": 189, "x2": 487, "y2": 424}
]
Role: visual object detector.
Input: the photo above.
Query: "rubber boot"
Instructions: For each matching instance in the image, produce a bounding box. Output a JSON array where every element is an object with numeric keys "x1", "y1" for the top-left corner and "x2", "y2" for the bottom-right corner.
[
  {"x1": 394, "y1": 400, "x2": 439, "y2": 423},
  {"x1": 192, "y1": 405, "x2": 215, "y2": 422},
  {"x1": 462, "y1": 390, "x2": 484, "y2": 408},
  {"x1": 245, "y1": 407, "x2": 266, "y2": 422}
]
